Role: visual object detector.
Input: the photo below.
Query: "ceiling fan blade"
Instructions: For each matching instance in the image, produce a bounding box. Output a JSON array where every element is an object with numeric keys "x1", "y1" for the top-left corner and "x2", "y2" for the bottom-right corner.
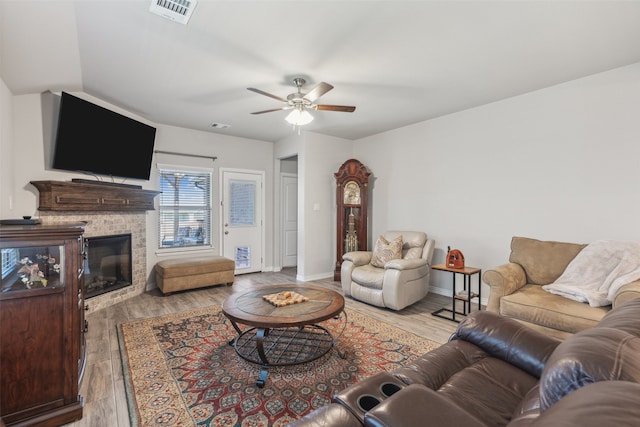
[
  {"x1": 247, "y1": 87, "x2": 288, "y2": 103},
  {"x1": 303, "y1": 82, "x2": 334, "y2": 102},
  {"x1": 250, "y1": 106, "x2": 293, "y2": 115},
  {"x1": 313, "y1": 104, "x2": 356, "y2": 112}
]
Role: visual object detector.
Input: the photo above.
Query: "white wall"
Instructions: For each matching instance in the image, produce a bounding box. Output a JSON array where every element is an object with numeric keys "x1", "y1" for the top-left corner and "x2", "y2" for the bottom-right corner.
[
  {"x1": 149, "y1": 124, "x2": 274, "y2": 276},
  {"x1": 4, "y1": 92, "x2": 160, "y2": 217},
  {"x1": 5, "y1": 62, "x2": 640, "y2": 302},
  {"x1": 274, "y1": 131, "x2": 353, "y2": 280},
  {"x1": 274, "y1": 132, "x2": 304, "y2": 273},
  {"x1": 0, "y1": 77, "x2": 13, "y2": 216},
  {"x1": 354, "y1": 63, "x2": 640, "y2": 297},
  {"x1": 298, "y1": 132, "x2": 353, "y2": 280},
  {"x1": 1, "y1": 90, "x2": 275, "y2": 287}
]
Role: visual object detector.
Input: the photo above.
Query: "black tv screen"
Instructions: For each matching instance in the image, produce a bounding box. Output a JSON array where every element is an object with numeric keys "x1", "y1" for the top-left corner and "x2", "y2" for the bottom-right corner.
[{"x1": 52, "y1": 92, "x2": 156, "y2": 181}]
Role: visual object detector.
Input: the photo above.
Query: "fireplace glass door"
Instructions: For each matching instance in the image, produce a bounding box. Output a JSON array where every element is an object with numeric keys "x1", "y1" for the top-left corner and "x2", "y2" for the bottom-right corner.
[{"x1": 84, "y1": 233, "x2": 132, "y2": 298}]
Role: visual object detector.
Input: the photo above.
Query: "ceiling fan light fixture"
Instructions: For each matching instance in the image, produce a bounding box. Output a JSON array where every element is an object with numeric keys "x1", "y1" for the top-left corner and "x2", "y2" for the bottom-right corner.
[
  {"x1": 248, "y1": 78, "x2": 354, "y2": 131},
  {"x1": 285, "y1": 108, "x2": 314, "y2": 126}
]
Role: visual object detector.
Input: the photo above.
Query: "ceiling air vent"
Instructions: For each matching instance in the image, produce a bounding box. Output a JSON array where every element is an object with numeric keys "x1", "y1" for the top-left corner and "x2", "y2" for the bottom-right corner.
[{"x1": 149, "y1": 0, "x2": 197, "y2": 25}]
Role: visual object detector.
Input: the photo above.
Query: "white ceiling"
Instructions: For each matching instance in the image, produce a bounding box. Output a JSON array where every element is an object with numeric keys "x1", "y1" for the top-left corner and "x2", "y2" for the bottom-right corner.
[{"x1": 2, "y1": 1, "x2": 640, "y2": 142}]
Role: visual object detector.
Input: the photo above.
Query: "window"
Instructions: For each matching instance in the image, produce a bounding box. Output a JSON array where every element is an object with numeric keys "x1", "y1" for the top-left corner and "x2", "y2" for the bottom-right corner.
[
  {"x1": 1, "y1": 248, "x2": 19, "y2": 279},
  {"x1": 158, "y1": 167, "x2": 212, "y2": 249}
]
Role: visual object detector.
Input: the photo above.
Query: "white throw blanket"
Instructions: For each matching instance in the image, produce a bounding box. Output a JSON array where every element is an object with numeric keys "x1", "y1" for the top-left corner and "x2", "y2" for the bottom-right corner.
[{"x1": 542, "y1": 240, "x2": 640, "y2": 307}]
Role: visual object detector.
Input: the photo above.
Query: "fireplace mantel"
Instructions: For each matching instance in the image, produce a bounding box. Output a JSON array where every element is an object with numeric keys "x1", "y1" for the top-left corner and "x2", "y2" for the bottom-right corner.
[{"x1": 31, "y1": 180, "x2": 160, "y2": 212}]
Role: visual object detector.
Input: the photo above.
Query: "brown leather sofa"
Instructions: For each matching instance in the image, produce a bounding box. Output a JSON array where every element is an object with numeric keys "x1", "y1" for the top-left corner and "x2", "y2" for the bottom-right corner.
[
  {"x1": 483, "y1": 236, "x2": 640, "y2": 339},
  {"x1": 287, "y1": 298, "x2": 640, "y2": 427}
]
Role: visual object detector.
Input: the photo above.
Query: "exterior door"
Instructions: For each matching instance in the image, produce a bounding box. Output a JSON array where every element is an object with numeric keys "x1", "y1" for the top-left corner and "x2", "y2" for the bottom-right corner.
[
  {"x1": 221, "y1": 170, "x2": 263, "y2": 274},
  {"x1": 281, "y1": 173, "x2": 298, "y2": 267}
]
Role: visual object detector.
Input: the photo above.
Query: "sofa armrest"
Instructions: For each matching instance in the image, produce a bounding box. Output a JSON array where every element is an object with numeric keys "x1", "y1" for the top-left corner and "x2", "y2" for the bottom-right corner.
[
  {"x1": 612, "y1": 278, "x2": 640, "y2": 307},
  {"x1": 287, "y1": 403, "x2": 362, "y2": 427},
  {"x1": 453, "y1": 310, "x2": 561, "y2": 378},
  {"x1": 482, "y1": 262, "x2": 527, "y2": 312},
  {"x1": 384, "y1": 258, "x2": 427, "y2": 270},
  {"x1": 342, "y1": 251, "x2": 372, "y2": 266},
  {"x1": 512, "y1": 381, "x2": 640, "y2": 427},
  {"x1": 341, "y1": 252, "x2": 372, "y2": 296},
  {"x1": 364, "y1": 384, "x2": 486, "y2": 427}
]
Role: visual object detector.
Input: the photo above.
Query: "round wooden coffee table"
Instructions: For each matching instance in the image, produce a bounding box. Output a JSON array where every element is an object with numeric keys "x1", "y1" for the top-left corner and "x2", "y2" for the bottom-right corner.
[{"x1": 222, "y1": 284, "x2": 346, "y2": 387}]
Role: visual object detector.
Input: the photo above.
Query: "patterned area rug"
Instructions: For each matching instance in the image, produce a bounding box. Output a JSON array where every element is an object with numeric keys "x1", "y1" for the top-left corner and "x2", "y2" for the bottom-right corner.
[{"x1": 118, "y1": 305, "x2": 440, "y2": 426}]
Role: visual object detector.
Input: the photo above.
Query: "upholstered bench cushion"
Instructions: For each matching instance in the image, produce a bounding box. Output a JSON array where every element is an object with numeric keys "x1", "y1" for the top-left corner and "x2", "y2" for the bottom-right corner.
[
  {"x1": 155, "y1": 255, "x2": 235, "y2": 295},
  {"x1": 156, "y1": 256, "x2": 235, "y2": 277}
]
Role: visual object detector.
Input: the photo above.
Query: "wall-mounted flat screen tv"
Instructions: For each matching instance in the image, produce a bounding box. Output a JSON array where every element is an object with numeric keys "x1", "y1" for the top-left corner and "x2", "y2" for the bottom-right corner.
[{"x1": 52, "y1": 92, "x2": 156, "y2": 181}]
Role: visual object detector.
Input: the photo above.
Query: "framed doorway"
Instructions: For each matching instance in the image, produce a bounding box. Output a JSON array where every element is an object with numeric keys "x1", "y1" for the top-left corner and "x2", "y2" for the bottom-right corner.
[
  {"x1": 281, "y1": 173, "x2": 298, "y2": 267},
  {"x1": 220, "y1": 168, "x2": 265, "y2": 274}
]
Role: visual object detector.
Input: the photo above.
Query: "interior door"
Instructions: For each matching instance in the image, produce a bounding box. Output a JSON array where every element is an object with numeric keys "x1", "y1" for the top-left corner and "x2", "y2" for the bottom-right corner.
[
  {"x1": 281, "y1": 173, "x2": 298, "y2": 267},
  {"x1": 221, "y1": 170, "x2": 263, "y2": 274}
]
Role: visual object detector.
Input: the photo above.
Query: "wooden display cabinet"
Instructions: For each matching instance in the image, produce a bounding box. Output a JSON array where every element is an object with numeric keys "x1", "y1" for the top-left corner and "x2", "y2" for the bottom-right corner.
[
  {"x1": 334, "y1": 159, "x2": 371, "y2": 281},
  {"x1": 0, "y1": 223, "x2": 87, "y2": 426}
]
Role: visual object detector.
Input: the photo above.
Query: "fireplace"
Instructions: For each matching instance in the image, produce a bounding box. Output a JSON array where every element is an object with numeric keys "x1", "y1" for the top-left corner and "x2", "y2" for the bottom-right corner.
[
  {"x1": 84, "y1": 233, "x2": 132, "y2": 299},
  {"x1": 37, "y1": 209, "x2": 148, "y2": 312}
]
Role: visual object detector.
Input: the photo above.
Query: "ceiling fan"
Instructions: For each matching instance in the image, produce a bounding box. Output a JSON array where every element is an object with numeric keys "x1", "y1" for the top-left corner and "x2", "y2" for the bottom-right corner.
[{"x1": 247, "y1": 78, "x2": 356, "y2": 126}]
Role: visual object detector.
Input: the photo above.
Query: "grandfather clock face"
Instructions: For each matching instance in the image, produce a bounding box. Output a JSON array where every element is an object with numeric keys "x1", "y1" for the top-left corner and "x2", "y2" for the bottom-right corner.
[{"x1": 343, "y1": 181, "x2": 361, "y2": 205}]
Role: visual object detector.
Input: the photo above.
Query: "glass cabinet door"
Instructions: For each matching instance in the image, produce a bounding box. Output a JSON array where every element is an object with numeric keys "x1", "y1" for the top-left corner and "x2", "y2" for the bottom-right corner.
[{"x1": 1, "y1": 245, "x2": 64, "y2": 292}]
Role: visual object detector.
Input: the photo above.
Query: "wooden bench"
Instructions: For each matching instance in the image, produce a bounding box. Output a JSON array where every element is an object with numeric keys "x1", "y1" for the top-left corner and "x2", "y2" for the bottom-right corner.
[{"x1": 155, "y1": 255, "x2": 235, "y2": 295}]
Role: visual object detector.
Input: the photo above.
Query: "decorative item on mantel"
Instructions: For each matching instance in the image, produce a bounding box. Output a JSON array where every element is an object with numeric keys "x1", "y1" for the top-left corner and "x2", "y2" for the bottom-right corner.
[{"x1": 334, "y1": 159, "x2": 371, "y2": 281}]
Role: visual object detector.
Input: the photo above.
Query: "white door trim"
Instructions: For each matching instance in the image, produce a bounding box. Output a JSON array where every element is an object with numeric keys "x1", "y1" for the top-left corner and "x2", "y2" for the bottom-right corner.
[
  {"x1": 280, "y1": 172, "x2": 298, "y2": 268},
  {"x1": 219, "y1": 167, "x2": 266, "y2": 273}
]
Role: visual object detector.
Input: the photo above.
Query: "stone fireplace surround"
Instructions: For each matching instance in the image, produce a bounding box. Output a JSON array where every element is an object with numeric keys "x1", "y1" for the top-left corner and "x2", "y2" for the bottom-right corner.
[{"x1": 40, "y1": 211, "x2": 148, "y2": 313}]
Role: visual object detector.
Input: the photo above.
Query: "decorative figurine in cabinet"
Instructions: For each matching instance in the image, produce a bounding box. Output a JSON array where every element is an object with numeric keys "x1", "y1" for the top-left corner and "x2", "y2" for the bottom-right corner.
[
  {"x1": 0, "y1": 222, "x2": 86, "y2": 426},
  {"x1": 334, "y1": 159, "x2": 371, "y2": 281}
]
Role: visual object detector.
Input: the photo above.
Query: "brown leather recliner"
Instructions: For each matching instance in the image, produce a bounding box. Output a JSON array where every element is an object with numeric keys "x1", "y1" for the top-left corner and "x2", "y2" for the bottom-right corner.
[{"x1": 288, "y1": 298, "x2": 640, "y2": 427}]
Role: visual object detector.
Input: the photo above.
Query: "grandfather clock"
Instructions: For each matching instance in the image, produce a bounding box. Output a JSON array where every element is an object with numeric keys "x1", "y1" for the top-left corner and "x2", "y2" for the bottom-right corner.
[{"x1": 334, "y1": 159, "x2": 371, "y2": 281}]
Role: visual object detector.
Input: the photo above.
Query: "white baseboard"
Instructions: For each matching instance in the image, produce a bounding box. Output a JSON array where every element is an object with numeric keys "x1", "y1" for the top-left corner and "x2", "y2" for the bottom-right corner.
[{"x1": 297, "y1": 272, "x2": 334, "y2": 282}]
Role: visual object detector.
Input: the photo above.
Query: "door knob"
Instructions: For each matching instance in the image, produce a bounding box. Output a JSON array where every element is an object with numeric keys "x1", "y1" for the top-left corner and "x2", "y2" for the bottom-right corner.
[{"x1": 225, "y1": 231, "x2": 229, "y2": 235}]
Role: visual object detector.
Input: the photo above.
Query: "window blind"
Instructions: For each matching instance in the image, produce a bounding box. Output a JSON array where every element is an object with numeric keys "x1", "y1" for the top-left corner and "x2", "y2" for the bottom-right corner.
[{"x1": 158, "y1": 168, "x2": 212, "y2": 249}]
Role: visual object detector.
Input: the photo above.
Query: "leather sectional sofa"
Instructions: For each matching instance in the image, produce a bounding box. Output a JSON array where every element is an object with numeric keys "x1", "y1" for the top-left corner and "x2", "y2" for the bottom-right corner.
[{"x1": 288, "y1": 298, "x2": 640, "y2": 427}]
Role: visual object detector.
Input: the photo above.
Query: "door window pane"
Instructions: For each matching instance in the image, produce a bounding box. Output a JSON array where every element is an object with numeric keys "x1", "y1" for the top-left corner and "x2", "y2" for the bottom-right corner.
[{"x1": 229, "y1": 180, "x2": 255, "y2": 227}]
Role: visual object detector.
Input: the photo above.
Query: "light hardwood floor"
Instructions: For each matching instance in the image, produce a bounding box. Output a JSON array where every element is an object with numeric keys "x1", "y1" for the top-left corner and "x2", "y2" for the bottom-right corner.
[{"x1": 65, "y1": 268, "x2": 465, "y2": 427}]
